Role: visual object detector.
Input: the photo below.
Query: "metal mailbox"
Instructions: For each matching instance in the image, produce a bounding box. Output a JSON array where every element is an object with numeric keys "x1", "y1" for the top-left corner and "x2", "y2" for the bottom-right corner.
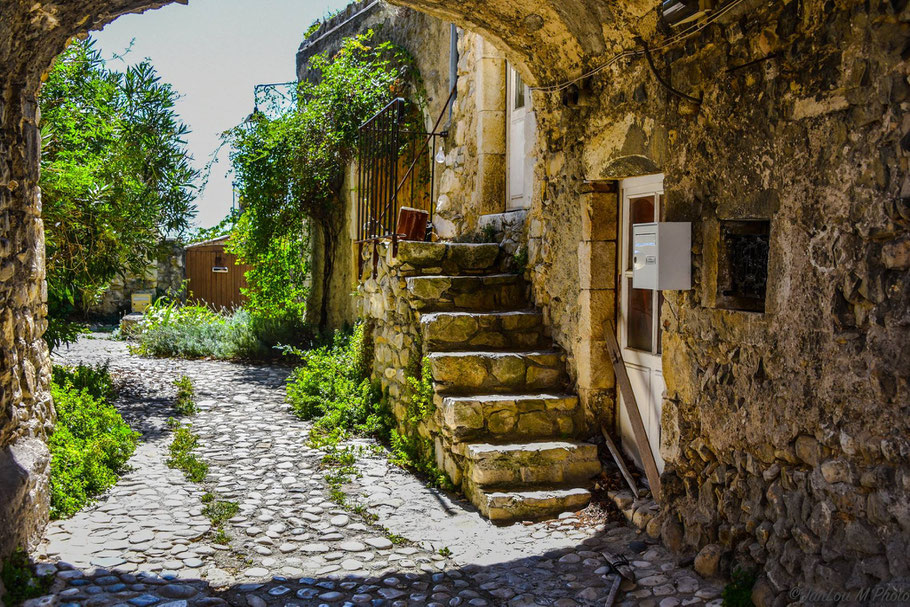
[{"x1": 632, "y1": 222, "x2": 692, "y2": 290}]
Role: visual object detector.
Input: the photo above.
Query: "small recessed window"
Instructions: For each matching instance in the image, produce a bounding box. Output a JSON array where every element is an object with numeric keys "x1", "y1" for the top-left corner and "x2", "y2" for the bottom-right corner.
[{"x1": 717, "y1": 220, "x2": 770, "y2": 313}]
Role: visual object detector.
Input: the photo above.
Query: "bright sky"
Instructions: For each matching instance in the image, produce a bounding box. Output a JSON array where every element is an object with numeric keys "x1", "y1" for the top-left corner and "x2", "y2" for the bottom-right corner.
[{"x1": 93, "y1": 0, "x2": 351, "y2": 229}]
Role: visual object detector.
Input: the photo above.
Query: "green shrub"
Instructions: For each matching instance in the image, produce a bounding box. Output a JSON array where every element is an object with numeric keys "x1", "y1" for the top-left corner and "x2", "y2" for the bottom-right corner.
[
  {"x1": 286, "y1": 323, "x2": 388, "y2": 439},
  {"x1": 166, "y1": 424, "x2": 208, "y2": 482},
  {"x1": 132, "y1": 299, "x2": 226, "y2": 358},
  {"x1": 49, "y1": 366, "x2": 139, "y2": 519},
  {"x1": 173, "y1": 375, "x2": 198, "y2": 416},
  {"x1": 132, "y1": 298, "x2": 309, "y2": 360},
  {"x1": 0, "y1": 548, "x2": 53, "y2": 606},
  {"x1": 52, "y1": 362, "x2": 115, "y2": 401}
]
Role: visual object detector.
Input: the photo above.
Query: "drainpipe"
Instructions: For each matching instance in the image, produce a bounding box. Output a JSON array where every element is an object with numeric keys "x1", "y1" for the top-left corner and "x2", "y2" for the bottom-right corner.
[{"x1": 447, "y1": 23, "x2": 458, "y2": 129}]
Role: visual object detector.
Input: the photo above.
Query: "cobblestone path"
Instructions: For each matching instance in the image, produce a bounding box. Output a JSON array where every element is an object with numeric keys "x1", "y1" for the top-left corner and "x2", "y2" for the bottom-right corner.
[{"x1": 34, "y1": 334, "x2": 723, "y2": 607}]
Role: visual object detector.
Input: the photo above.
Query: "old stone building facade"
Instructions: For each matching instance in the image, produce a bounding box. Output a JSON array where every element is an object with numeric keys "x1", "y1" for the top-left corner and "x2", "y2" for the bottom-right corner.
[{"x1": 1, "y1": 0, "x2": 908, "y2": 603}]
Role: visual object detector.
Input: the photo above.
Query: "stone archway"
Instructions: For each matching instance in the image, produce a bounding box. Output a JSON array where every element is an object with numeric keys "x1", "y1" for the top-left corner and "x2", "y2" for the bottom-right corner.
[{"x1": 0, "y1": 0, "x2": 644, "y2": 560}]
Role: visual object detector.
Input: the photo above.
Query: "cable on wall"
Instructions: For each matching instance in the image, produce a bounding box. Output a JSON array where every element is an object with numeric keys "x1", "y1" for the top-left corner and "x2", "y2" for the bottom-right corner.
[
  {"x1": 530, "y1": 0, "x2": 750, "y2": 94},
  {"x1": 637, "y1": 36, "x2": 703, "y2": 104}
]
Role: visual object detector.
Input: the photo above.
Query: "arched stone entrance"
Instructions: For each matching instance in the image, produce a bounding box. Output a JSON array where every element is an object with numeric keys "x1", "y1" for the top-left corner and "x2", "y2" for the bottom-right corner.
[
  {"x1": 0, "y1": 0, "x2": 628, "y2": 560},
  {"x1": 3, "y1": 1, "x2": 910, "y2": 600}
]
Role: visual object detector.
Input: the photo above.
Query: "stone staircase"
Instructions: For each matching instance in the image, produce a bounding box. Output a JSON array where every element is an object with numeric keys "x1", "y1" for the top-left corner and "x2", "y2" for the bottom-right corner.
[{"x1": 395, "y1": 241, "x2": 602, "y2": 523}]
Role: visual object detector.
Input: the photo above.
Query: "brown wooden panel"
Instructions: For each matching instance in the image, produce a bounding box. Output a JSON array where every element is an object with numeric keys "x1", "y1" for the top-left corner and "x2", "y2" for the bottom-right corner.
[{"x1": 185, "y1": 245, "x2": 251, "y2": 310}]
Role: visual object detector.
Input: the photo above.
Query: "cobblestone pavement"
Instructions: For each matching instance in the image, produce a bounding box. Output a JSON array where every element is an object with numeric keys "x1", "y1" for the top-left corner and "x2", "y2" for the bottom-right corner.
[{"x1": 33, "y1": 334, "x2": 724, "y2": 607}]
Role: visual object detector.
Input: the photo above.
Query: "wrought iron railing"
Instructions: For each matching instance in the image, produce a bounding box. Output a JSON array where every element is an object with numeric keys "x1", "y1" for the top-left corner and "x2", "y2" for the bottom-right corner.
[{"x1": 356, "y1": 88, "x2": 457, "y2": 250}]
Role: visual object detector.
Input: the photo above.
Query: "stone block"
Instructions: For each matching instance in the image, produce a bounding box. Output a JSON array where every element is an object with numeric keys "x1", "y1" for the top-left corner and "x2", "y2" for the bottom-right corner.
[
  {"x1": 581, "y1": 191, "x2": 619, "y2": 242},
  {"x1": 694, "y1": 544, "x2": 724, "y2": 578},
  {"x1": 575, "y1": 339, "x2": 615, "y2": 391},
  {"x1": 397, "y1": 241, "x2": 446, "y2": 266},
  {"x1": 445, "y1": 243, "x2": 500, "y2": 271},
  {"x1": 475, "y1": 56, "x2": 506, "y2": 111},
  {"x1": 577, "y1": 240, "x2": 616, "y2": 290},
  {"x1": 577, "y1": 288, "x2": 615, "y2": 340}
]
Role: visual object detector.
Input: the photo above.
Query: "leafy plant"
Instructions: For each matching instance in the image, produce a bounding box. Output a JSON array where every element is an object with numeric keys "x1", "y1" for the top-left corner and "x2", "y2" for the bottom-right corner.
[
  {"x1": 513, "y1": 246, "x2": 529, "y2": 274},
  {"x1": 722, "y1": 567, "x2": 757, "y2": 607},
  {"x1": 132, "y1": 298, "x2": 309, "y2": 360},
  {"x1": 0, "y1": 548, "x2": 53, "y2": 606},
  {"x1": 173, "y1": 375, "x2": 198, "y2": 416},
  {"x1": 39, "y1": 38, "x2": 197, "y2": 346},
  {"x1": 49, "y1": 365, "x2": 139, "y2": 518},
  {"x1": 223, "y1": 33, "x2": 418, "y2": 328},
  {"x1": 203, "y1": 499, "x2": 239, "y2": 526},
  {"x1": 52, "y1": 362, "x2": 115, "y2": 401},
  {"x1": 405, "y1": 357, "x2": 435, "y2": 424},
  {"x1": 167, "y1": 424, "x2": 208, "y2": 482},
  {"x1": 286, "y1": 323, "x2": 388, "y2": 440}
]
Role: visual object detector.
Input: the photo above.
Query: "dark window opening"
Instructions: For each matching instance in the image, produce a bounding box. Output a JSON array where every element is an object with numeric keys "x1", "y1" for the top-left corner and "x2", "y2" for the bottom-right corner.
[{"x1": 717, "y1": 220, "x2": 770, "y2": 313}]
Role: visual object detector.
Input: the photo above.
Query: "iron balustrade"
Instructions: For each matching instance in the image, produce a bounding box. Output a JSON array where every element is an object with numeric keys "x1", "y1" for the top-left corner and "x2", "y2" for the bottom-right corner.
[{"x1": 356, "y1": 88, "x2": 457, "y2": 252}]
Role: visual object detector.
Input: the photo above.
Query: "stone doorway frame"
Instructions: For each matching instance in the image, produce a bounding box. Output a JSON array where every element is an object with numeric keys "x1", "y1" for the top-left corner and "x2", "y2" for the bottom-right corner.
[{"x1": 574, "y1": 180, "x2": 619, "y2": 431}]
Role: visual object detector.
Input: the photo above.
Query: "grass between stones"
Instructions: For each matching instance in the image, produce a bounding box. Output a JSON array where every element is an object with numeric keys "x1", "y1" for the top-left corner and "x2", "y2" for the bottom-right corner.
[
  {"x1": 166, "y1": 420, "x2": 209, "y2": 483},
  {"x1": 173, "y1": 375, "x2": 198, "y2": 416},
  {"x1": 201, "y1": 492, "x2": 239, "y2": 545}
]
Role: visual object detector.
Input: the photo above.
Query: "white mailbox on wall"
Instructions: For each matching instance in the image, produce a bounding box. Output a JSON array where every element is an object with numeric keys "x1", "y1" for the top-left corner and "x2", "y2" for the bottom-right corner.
[{"x1": 632, "y1": 222, "x2": 692, "y2": 290}]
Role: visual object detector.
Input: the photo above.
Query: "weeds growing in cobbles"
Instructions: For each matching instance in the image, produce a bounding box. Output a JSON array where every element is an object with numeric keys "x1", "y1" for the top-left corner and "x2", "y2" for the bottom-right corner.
[
  {"x1": 200, "y1": 491, "x2": 239, "y2": 545},
  {"x1": 0, "y1": 549, "x2": 53, "y2": 606},
  {"x1": 166, "y1": 422, "x2": 208, "y2": 482},
  {"x1": 173, "y1": 375, "x2": 198, "y2": 416}
]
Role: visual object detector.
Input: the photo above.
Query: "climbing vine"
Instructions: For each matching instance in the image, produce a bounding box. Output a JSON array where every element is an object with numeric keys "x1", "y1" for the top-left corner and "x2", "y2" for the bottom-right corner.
[{"x1": 223, "y1": 33, "x2": 418, "y2": 327}]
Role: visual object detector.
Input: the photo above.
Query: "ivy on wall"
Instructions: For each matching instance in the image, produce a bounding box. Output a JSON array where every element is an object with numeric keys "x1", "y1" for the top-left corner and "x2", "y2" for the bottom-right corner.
[{"x1": 223, "y1": 33, "x2": 418, "y2": 328}]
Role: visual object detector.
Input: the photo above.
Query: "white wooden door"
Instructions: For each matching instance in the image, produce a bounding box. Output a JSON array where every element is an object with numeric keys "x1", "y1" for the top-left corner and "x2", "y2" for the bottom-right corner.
[
  {"x1": 617, "y1": 174, "x2": 666, "y2": 473},
  {"x1": 507, "y1": 65, "x2": 529, "y2": 210}
]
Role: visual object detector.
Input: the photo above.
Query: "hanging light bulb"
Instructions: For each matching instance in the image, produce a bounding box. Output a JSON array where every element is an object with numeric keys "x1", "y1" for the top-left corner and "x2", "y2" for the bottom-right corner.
[{"x1": 435, "y1": 145, "x2": 446, "y2": 164}]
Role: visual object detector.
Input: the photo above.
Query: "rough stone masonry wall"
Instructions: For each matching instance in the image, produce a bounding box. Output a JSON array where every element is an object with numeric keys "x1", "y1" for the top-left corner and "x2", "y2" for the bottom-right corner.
[
  {"x1": 356, "y1": 242, "x2": 434, "y2": 453},
  {"x1": 0, "y1": 0, "x2": 175, "y2": 561},
  {"x1": 0, "y1": 70, "x2": 54, "y2": 564},
  {"x1": 89, "y1": 240, "x2": 186, "y2": 318},
  {"x1": 511, "y1": 0, "x2": 910, "y2": 600}
]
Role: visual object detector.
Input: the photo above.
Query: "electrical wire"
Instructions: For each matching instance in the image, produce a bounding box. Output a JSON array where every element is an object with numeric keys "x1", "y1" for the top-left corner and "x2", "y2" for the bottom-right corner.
[{"x1": 530, "y1": 0, "x2": 750, "y2": 94}]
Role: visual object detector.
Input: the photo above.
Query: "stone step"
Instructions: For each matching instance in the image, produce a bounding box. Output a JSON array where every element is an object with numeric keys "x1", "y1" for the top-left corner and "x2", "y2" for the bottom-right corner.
[
  {"x1": 427, "y1": 351, "x2": 567, "y2": 395},
  {"x1": 420, "y1": 311, "x2": 549, "y2": 351},
  {"x1": 469, "y1": 486, "x2": 593, "y2": 523},
  {"x1": 406, "y1": 274, "x2": 527, "y2": 312},
  {"x1": 439, "y1": 393, "x2": 579, "y2": 442},
  {"x1": 460, "y1": 440, "x2": 601, "y2": 488},
  {"x1": 396, "y1": 241, "x2": 502, "y2": 276}
]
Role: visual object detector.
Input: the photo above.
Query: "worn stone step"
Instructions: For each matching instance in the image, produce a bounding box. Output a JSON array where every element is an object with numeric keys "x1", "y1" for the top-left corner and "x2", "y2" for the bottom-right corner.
[
  {"x1": 439, "y1": 393, "x2": 579, "y2": 441},
  {"x1": 420, "y1": 311, "x2": 549, "y2": 351},
  {"x1": 460, "y1": 440, "x2": 602, "y2": 488},
  {"x1": 469, "y1": 486, "x2": 592, "y2": 523},
  {"x1": 406, "y1": 274, "x2": 527, "y2": 312},
  {"x1": 427, "y1": 351, "x2": 567, "y2": 395},
  {"x1": 395, "y1": 241, "x2": 502, "y2": 276}
]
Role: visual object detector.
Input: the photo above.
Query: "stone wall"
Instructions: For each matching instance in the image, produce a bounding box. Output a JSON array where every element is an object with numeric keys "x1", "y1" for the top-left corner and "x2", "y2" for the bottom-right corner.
[
  {"x1": 1, "y1": 34, "x2": 54, "y2": 566},
  {"x1": 89, "y1": 240, "x2": 186, "y2": 318},
  {"x1": 297, "y1": 0, "x2": 456, "y2": 329},
  {"x1": 356, "y1": 241, "x2": 432, "y2": 447},
  {"x1": 463, "y1": 0, "x2": 909, "y2": 599}
]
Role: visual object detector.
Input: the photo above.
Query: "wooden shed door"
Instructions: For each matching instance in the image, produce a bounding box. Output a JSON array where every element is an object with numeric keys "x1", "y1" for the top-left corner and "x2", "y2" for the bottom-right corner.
[{"x1": 185, "y1": 247, "x2": 248, "y2": 310}]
